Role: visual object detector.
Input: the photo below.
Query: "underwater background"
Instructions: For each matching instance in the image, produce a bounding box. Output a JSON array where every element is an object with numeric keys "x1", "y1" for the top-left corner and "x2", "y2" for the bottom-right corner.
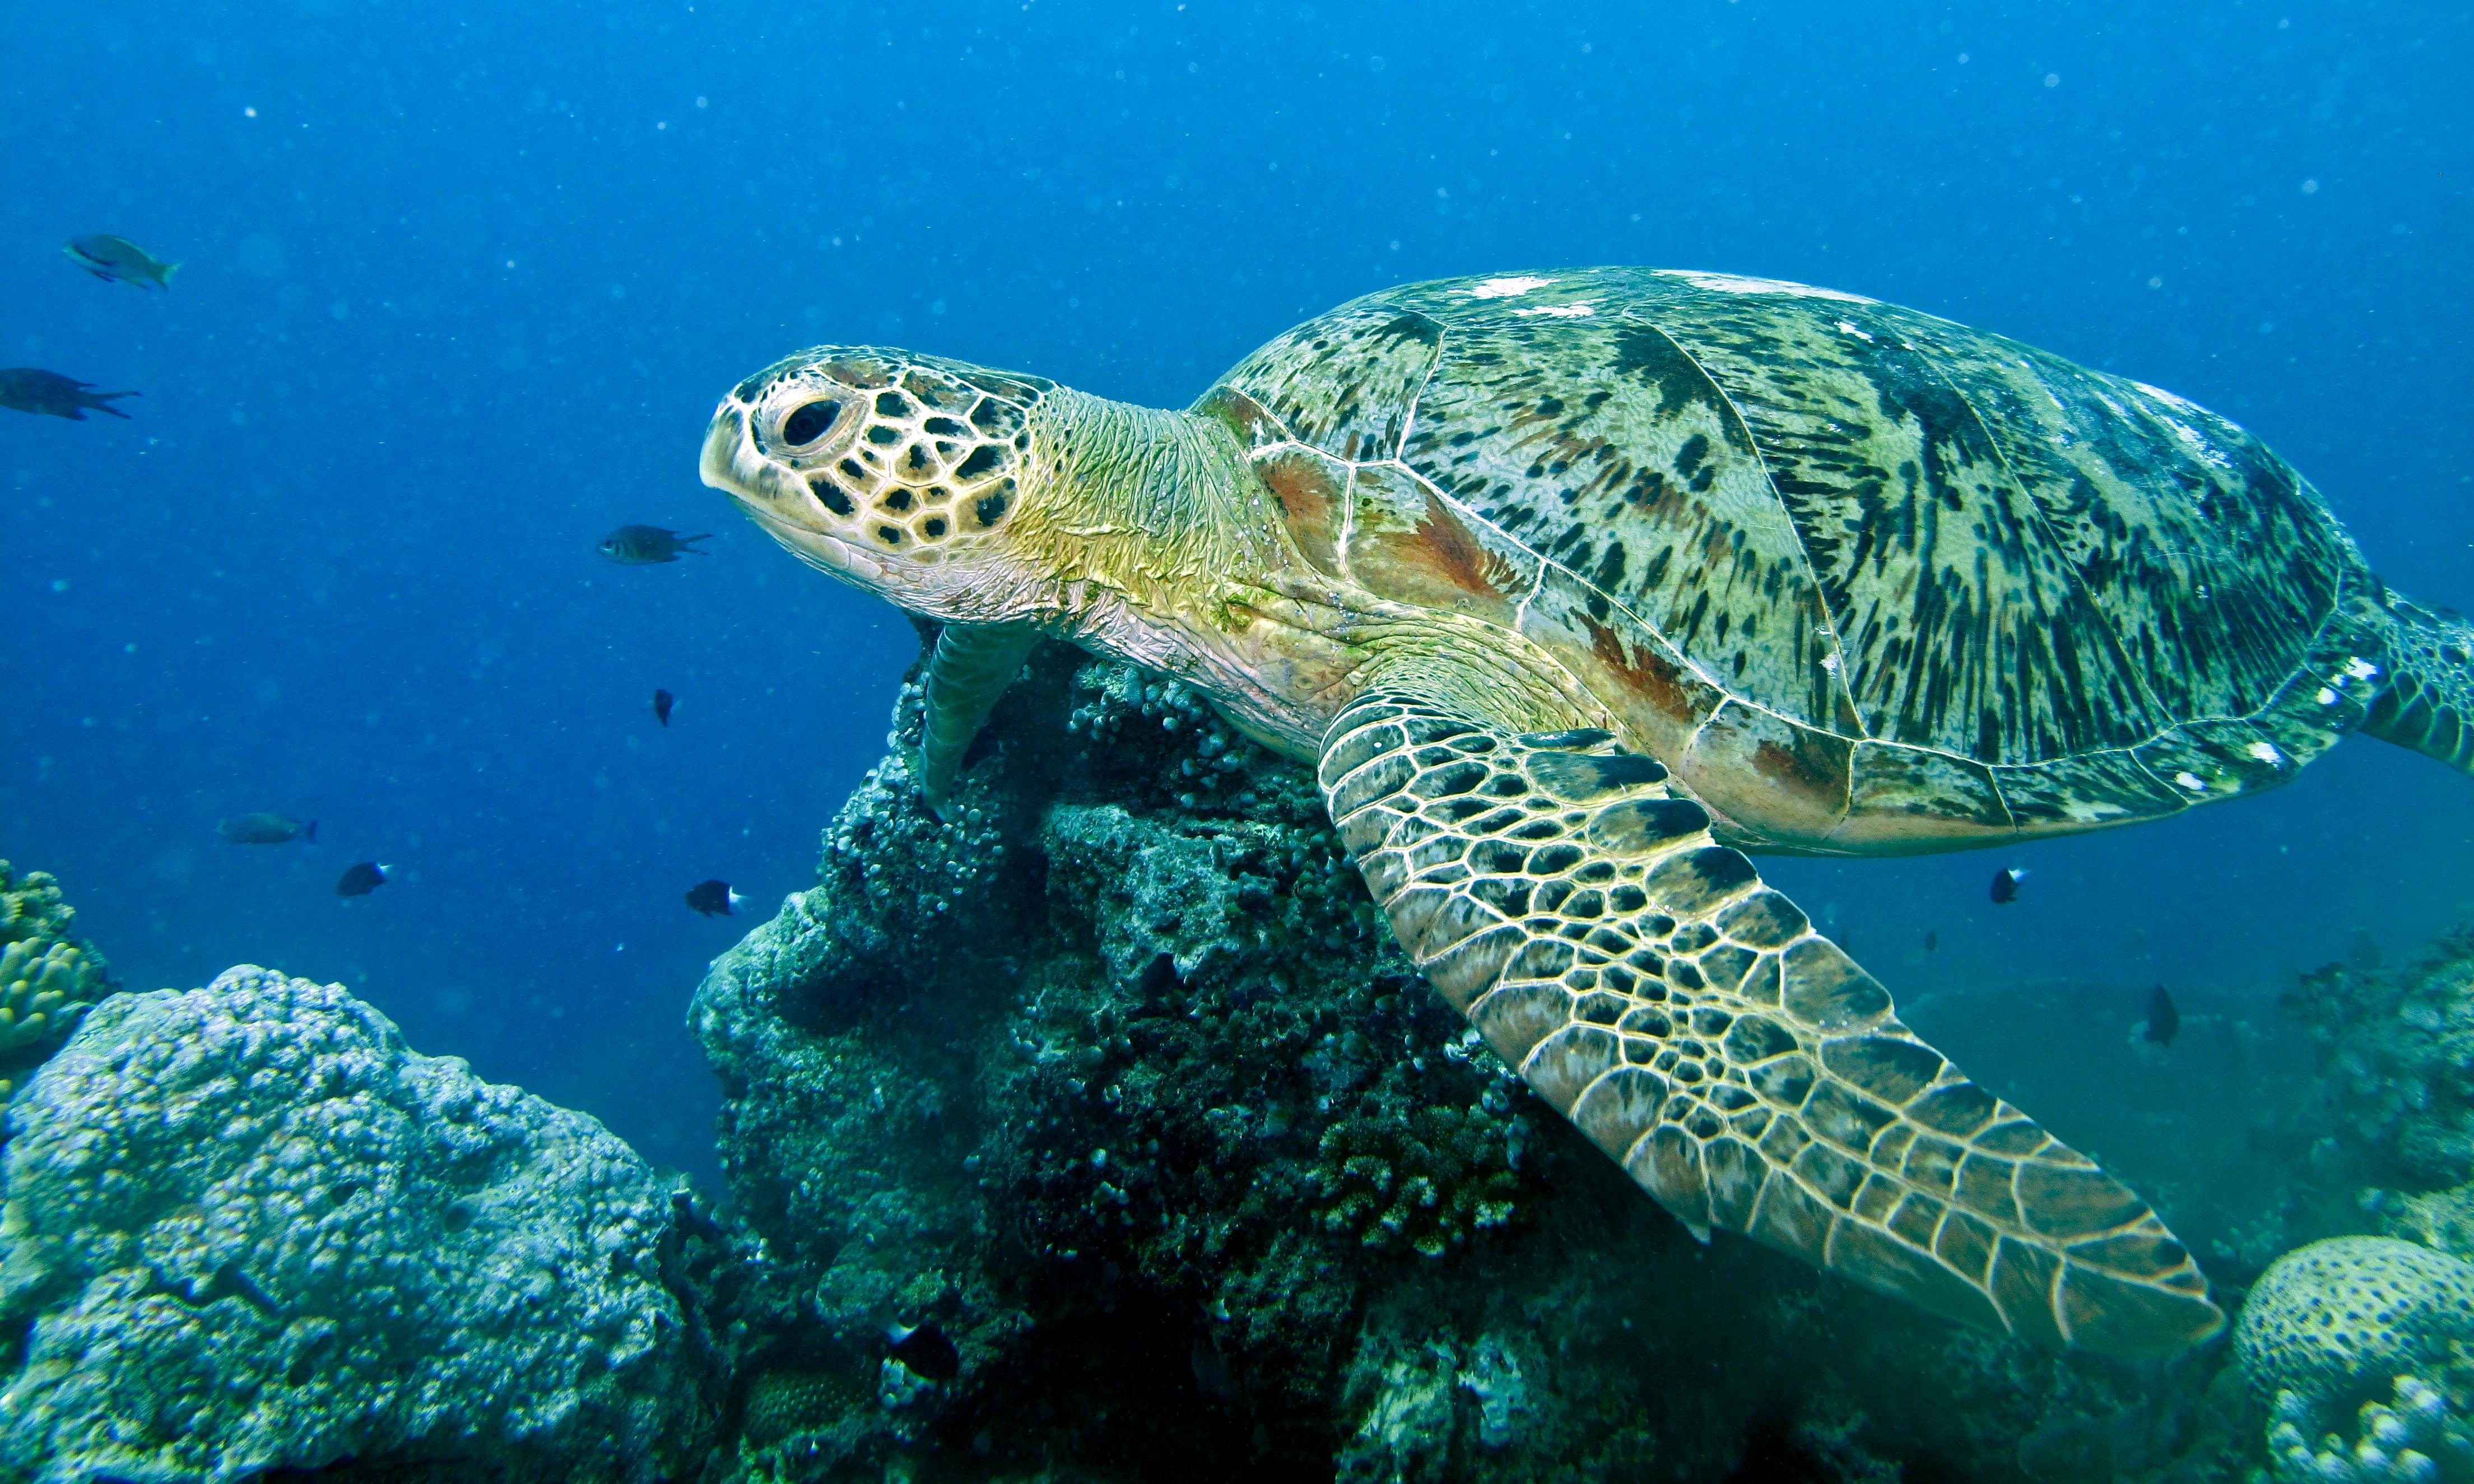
[
  {"x1": 7, "y1": 9, "x2": 2474, "y2": 1466},
  {"x1": 6, "y1": 0, "x2": 2468, "y2": 1188}
]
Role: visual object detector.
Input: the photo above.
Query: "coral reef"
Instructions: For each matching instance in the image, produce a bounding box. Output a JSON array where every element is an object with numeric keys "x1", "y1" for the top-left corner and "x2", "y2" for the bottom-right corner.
[
  {"x1": 0, "y1": 861, "x2": 116, "y2": 1101},
  {"x1": 0, "y1": 965, "x2": 722, "y2": 1484},
  {"x1": 2262, "y1": 1375, "x2": 2473, "y2": 1482},
  {"x1": 2281, "y1": 929, "x2": 2474, "y2": 1257},
  {"x1": 691, "y1": 641, "x2": 2258, "y2": 1482},
  {"x1": 2235, "y1": 1238, "x2": 2474, "y2": 1483}
]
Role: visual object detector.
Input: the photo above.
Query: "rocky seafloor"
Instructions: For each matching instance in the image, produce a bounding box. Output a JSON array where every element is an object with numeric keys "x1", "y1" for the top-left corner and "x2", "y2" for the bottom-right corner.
[{"x1": 8, "y1": 640, "x2": 2474, "y2": 1482}]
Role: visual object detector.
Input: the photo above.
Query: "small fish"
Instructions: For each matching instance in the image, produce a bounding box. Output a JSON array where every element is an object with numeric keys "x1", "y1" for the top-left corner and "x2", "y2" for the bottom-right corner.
[
  {"x1": 219, "y1": 813, "x2": 315, "y2": 845},
  {"x1": 886, "y1": 1321, "x2": 960, "y2": 1383},
  {"x1": 1191, "y1": 1336, "x2": 1235, "y2": 1398},
  {"x1": 1923, "y1": 930, "x2": 1938, "y2": 952},
  {"x1": 64, "y1": 234, "x2": 179, "y2": 290},
  {"x1": 336, "y1": 861, "x2": 390, "y2": 897},
  {"x1": 653, "y1": 688, "x2": 675, "y2": 727},
  {"x1": 1989, "y1": 867, "x2": 2026, "y2": 905},
  {"x1": 598, "y1": 526, "x2": 713, "y2": 564},
  {"x1": 685, "y1": 879, "x2": 745, "y2": 917},
  {"x1": 0, "y1": 368, "x2": 137, "y2": 421},
  {"x1": 2143, "y1": 985, "x2": 2180, "y2": 1047}
]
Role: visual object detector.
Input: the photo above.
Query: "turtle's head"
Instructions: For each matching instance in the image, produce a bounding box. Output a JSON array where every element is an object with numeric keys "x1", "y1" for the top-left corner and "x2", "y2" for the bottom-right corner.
[{"x1": 700, "y1": 348, "x2": 1055, "y2": 621}]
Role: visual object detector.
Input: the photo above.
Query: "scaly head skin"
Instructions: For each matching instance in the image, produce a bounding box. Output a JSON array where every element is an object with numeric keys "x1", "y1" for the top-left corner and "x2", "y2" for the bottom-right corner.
[
  {"x1": 701, "y1": 347, "x2": 1287, "y2": 626},
  {"x1": 700, "y1": 349, "x2": 1062, "y2": 625}
]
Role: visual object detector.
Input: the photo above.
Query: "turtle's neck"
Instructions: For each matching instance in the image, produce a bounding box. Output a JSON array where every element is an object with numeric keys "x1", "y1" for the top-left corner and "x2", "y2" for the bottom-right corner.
[{"x1": 1019, "y1": 386, "x2": 1284, "y2": 632}]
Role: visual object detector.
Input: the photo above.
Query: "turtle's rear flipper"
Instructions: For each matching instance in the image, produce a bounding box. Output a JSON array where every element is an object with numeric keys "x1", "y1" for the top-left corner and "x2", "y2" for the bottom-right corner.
[
  {"x1": 2364, "y1": 593, "x2": 2474, "y2": 774},
  {"x1": 1318, "y1": 692, "x2": 2224, "y2": 1359}
]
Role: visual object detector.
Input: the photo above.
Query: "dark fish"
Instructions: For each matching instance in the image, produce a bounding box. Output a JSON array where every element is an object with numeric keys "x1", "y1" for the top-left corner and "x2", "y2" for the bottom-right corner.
[
  {"x1": 685, "y1": 879, "x2": 745, "y2": 917},
  {"x1": 220, "y1": 813, "x2": 315, "y2": 845},
  {"x1": 653, "y1": 688, "x2": 675, "y2": 727},
  {"x1": 598, "y1": 526, "x2": 713, "y2": 564},
  {"x1": 886, "y1": 1322, "x2": 960, "y2": 1383},
  {"x1": 0, "y1": 368, "x2": 137, "y2": 421},
  {"x1": 1191, "y1": 1336, "x2": 1234, "y2": 1398},
  {"x1": 195, "y1": 1260, "x2": 281, "y2": 1318},
  {"x1": 336, "y1": 862, "x2": 389, "y2": 897},
  {"x1": 1989, "y1": 867, "x2": 2026, "y2": 905},
  {"x1": 64, "y1": 234, "x2": 179, "y2": 290},
  {"x1": 2143, "y1": 985, "x2": 2180, "y2": 1047},
  {"x1": 1923, "y1": 930, "x2": 1938, "y2": 952}
]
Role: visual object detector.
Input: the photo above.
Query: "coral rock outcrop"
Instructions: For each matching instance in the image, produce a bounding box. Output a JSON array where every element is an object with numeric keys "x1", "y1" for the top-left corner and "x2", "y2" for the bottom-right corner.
[
  {"x1": 692, "y1": 643, "x2": 2251, "y2": 1482},
  {"x1": 0, "y1": 965, "x2": 719, "y2": 1484}
]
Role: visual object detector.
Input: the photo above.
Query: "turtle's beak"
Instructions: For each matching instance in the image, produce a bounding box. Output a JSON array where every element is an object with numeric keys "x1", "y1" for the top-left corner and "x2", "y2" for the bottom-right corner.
[{"x1": 699, "y1": 399, "x2": 886, "y2": 585}]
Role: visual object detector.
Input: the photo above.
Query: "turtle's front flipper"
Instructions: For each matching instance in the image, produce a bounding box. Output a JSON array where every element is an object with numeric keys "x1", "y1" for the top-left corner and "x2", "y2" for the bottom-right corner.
[
  {"x1": 1317, "y1": 692, "x2": 2222, "y2": 1358},
  {"x1": 919, "y1": 622, "x2": 1040, "y2": 818}
]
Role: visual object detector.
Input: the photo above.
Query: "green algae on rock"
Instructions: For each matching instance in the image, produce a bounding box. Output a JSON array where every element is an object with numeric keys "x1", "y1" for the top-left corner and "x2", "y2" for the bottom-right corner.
[
  {"x1": 0, "y1": 965, "x2": 722, "y2": 1484},
  {"x1": 0, "y1": 860, "x2": 117, "y2": 1103},
  {"x1": 692, "y1": 644, "x2": 2256, "y2": 1482}
]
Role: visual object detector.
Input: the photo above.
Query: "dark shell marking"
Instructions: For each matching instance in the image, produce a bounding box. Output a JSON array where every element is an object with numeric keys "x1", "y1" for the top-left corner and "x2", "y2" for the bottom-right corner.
[
  {"x1": 1204, "y1": 268, "x2": 2383, "y2": 849},
  {"x1": 1320, "y1": 691, "x2": 2224, "y2": 1356}
]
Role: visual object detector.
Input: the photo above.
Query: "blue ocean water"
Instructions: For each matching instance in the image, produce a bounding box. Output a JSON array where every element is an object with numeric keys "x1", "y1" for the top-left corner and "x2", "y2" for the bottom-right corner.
[{"x1": 4, "y1": 0, "x2": 2467, "y2": 1186}]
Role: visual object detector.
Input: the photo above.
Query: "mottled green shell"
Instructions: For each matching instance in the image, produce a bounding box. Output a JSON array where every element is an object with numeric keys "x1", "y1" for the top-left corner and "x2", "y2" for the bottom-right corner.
[{"x1": 1198, "y1": 268, "x2": 2381, "y2": 851}]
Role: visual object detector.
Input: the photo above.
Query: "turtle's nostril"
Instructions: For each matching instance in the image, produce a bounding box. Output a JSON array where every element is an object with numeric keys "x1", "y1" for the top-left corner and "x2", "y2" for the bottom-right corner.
[{"x1": 782, "y1": 398, "x2": 843, "y2": 446}]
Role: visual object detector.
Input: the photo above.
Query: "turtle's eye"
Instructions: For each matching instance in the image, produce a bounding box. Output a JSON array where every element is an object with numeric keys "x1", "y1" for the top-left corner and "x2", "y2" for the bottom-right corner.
[{"x1": 781, "y1": 399, "x2": 843, "y2": 446}]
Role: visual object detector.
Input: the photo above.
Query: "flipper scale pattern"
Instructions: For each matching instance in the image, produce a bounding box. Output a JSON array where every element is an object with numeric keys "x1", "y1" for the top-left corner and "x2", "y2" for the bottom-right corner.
[{"x1": 1318, "y1": 691, "x2": 2223, "y2": 1357}]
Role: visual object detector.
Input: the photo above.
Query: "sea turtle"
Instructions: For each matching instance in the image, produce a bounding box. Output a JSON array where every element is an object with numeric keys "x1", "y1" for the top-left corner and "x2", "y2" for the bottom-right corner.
[{"x1": 700, "y1": 267, "x2": 2474, "y2": 1359}]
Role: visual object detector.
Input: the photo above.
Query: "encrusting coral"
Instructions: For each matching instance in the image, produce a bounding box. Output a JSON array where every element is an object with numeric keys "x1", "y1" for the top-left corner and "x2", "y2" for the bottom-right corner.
[
  {"x1": 0, "y1": 965, "x2": 722, "y2": 1484},
  {"x1": 0, "y1": 861, "x2": 115, "y2": 1101}
]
